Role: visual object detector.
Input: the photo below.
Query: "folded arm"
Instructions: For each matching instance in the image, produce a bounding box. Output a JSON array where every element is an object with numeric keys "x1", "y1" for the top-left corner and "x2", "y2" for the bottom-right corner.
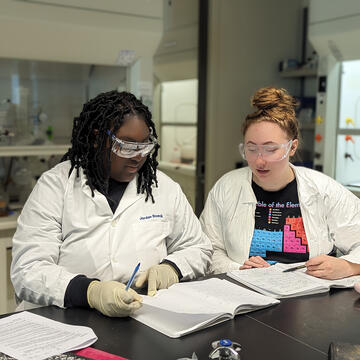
[{"x1": 162, "y1": 183, "x2": 213, "y2": 280}]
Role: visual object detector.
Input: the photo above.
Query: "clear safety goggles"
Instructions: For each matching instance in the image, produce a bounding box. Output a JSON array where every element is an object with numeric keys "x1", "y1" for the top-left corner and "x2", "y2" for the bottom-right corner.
[
  {"x1": 239, "y1": 140, "x2": 293, "y2": 162},
  {"x1": 107, "y1": 130, "x2": 157, "y2": 158}
]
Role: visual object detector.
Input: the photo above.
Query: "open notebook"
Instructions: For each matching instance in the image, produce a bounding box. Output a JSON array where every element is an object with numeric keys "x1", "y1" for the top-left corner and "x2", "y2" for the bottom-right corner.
[
  {"x1": 131, "y1": 278, "x2": 279, "y2": 338},
  {"x1": 227, "y1": 262, "x2": 360, "y2": 299}
]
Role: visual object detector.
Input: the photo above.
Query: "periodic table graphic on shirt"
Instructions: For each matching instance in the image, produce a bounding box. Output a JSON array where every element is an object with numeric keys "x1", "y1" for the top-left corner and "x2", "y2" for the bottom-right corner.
[
  {"x1": 251, "y1": 179, "x2": 309, "y2": 263},
  {"x1": 284, "y1": 217, "x2": 308, "y2": 253},
  {"x1": 250, "y1": 216, "x2": 308, "y2": 259}
]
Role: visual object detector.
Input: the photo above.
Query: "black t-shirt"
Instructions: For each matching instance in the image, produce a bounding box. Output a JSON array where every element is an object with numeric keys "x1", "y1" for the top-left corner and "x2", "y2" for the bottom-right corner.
[
  {"x1": 106, "y1": 178, "x2": 129, "y2": 213},
  {"x1": 249, "y1": 178, "x2": 309, "y2": 264}
]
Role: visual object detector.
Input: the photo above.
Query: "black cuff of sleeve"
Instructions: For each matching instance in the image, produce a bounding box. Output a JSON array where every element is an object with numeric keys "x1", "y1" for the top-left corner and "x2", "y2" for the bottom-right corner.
[
  {"x1": 161, "y1": 259, "x2": 183, "y2": 280},
  {"x1": 64, "y1": 275, "x2": 98, "y2": 308}
]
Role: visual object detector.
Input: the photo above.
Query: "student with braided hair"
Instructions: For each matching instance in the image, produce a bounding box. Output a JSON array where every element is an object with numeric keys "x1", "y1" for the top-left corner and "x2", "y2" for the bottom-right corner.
[
  {"x1": 11, "y1": 90, "x2": 212, "y2": 317},
  {"x1": 201, "y1": 86, "x2": 360, "y2": 280}
]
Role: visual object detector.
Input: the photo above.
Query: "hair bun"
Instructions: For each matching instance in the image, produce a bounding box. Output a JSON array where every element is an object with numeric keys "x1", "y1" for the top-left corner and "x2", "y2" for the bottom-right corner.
[{"x1": 251, "y1": 87, "x2": 298, "y2": 113}]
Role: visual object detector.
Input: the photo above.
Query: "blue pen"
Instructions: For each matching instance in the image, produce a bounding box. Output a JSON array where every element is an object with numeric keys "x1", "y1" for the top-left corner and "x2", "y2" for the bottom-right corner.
[{"x1": 125, "y1": 262, "x2": 141, "y2": 291}]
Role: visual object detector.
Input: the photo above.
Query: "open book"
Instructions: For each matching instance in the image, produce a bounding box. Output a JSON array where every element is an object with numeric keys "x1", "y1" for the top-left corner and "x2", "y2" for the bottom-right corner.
[
  {"x1": 227, "y1": 262, "x2": 360, "y2": 299},
  {"x1": 131, "y1": 278, "x2": 279, "y2": 338}
]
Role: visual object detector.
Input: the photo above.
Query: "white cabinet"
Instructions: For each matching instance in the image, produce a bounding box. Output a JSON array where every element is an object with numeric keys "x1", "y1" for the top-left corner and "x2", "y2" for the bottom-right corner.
[
  {"x1": 0, "y1": 229, "x2": 16, "y2": 315},
  {"x1": 0, "y1": 209, "x2": 19, "y2": 314}
]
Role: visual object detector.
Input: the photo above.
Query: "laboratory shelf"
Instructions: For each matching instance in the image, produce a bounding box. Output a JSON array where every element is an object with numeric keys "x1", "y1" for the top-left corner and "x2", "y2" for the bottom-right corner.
[
  {"x1": 279, "y1": 68, "x2": 317, "y2": 78},
  {"x1": 0, "y1": 145, "x2": 70, "y2": 157},
  {"x1": 299, "y1": 123, "x2": 315, "y2": 130},
  {"x1": 0, "y1": 214, "x2": 18, "y2": 231}
]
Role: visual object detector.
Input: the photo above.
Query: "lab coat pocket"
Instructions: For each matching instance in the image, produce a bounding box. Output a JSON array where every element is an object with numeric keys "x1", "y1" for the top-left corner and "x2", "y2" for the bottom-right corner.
[{"x1": 132, "y1": 221, "x2": 169, "y2": 270}]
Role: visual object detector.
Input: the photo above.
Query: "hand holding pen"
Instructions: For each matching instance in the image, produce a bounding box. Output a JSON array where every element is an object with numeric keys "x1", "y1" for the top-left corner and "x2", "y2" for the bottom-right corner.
[
  {"x1": 283, "y1": 264, "x2": 307, "y2": 273},
  {"x1": 126, "y1": 262, "x2": 141, "y2": 290},
  {"x1": 87, "y1": 263, "x2": 142, "y2": 317}
]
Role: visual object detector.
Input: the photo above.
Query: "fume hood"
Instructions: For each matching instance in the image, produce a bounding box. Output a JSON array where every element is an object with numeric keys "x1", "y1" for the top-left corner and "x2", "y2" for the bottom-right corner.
[
  {"x1": 153, "y1": 0, "x2": 198, "y2": 82},
  {"x1": 309, "y1": 0, "x2": 360, "y2": 61},
  {"x1": 153, "y1": 0, "x2": 199, "y2": 210},
  {"x1": 308, "y1": 0, "x2": 360, "y2": 196}
]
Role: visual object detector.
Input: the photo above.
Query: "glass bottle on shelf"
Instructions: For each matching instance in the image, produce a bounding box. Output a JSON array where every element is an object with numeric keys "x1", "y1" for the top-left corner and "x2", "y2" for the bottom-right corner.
[{"x1": 0, "y1": 99, "x2": 16, "y2": 145}]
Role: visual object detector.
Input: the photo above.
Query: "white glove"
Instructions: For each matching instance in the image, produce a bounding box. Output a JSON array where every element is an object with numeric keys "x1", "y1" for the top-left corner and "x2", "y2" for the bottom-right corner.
[
  {"x1": 135, "y1": 263, "x2": 179, "y2": 296},
  {"x1": 354, "y1": 282, "x2": 360, "y2": 294},
  {"x1": 87, "y1": 280, "x2": 142, "y2": 317}
]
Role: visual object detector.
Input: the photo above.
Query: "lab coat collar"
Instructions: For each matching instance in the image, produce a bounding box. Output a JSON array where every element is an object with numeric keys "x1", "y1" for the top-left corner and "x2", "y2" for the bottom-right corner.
[
  {"x1": 290, "y1": 163, "x2": 317, "y2": 206},
  {"x1": 114, "y1": 176, "x2": 146, "y2": 216},
  {"x1": 238, "y1": 167, "x2": 257, "y2": 204},
  {"x1": 77, "y1": 167, "x2": 111, "y2": 215},
  {"x1": 78, "y1": 167, "x2": 146, "y2": 216},
  {"x1": 240, "y1": 164, "x2": 316, "y2": 206}
]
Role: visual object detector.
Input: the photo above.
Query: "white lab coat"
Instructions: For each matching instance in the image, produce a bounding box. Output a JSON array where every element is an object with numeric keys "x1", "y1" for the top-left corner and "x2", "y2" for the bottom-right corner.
[
  {"x1": 11, "y1": 161, "x2": 212, "y2": 308},
  {"x1": 200, "y1": 165, "x2": 360, "y2": 274}
]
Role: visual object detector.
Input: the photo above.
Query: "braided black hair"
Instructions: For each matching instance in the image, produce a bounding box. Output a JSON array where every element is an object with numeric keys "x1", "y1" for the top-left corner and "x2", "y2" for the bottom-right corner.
[{"x1": 61, "y1": 90, "x2": 159, "y2": 202}]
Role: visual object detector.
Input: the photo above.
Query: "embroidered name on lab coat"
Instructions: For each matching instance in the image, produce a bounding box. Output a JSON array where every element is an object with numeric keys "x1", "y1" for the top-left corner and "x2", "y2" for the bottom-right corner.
[{"x1": 139, "y1": 214, "x2": 163, "y2": 220}]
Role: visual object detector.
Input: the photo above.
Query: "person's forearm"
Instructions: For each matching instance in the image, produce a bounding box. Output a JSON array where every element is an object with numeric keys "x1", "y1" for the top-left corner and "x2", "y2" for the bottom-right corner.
[
  {"x1": 348, "y1": 261, "x2": 360, "y2": 276},
  {"x1": 11, "y1": 259, "x2": 76, "y2": 307},
  {"x1": 64, "y1": 275, "x2": 97, "y2": 308},
  {"x1": 211, "y1": 249, "x2": 241, "y2": 274},
  {"x1": 161, "y1": 259, "x2": 183, "y2": 279}
]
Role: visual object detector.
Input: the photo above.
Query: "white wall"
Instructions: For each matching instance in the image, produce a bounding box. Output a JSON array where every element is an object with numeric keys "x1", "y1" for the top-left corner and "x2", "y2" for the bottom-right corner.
[
  {"x1": 205, "y1": 0, "x2": 305, "y2": 194},
  {"x1": 0, "y1": 0, "x2": 163, "y2": 65}
]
